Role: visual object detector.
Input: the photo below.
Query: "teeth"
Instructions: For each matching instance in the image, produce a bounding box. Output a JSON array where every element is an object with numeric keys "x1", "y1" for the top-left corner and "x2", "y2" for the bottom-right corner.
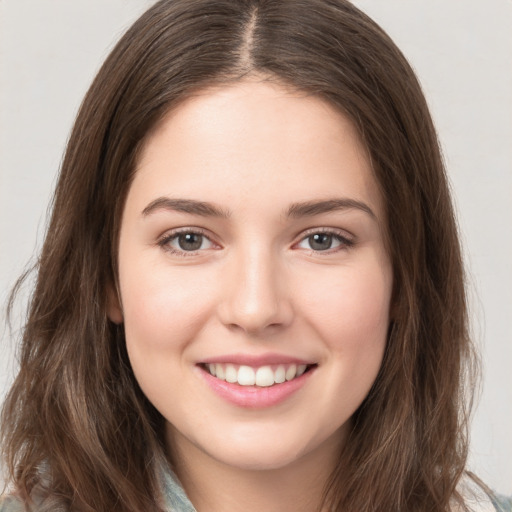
[
  {"x1": 205, "y1": 363, "x2": 311, "y2": 387},
  {"x1": 225, "y1": 364, "x2": 237, "y2": 383},
  {"x1": 296, "y1": 364, "x2": 307, "y2": 377},
  {"x1": 274, "y1": 365, "x2": 286, "y2": 384},
  {"x1": 215, "y1": 364, "x2": 225, "y2": 380},
  {"x1": 285, "y1": 364, "x2": 297, "y2": 381},
  {"x1": 255, "y1": 366, "x2": 274, "y2": 387},
  {"x1": 237, "y1": 365, "x2": 255, "y2": 385}
]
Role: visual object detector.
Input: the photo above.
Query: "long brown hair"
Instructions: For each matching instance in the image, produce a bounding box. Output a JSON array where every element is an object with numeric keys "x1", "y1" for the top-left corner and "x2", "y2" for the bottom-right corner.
[{"x1": 1, "y1": 1, "x2": 476, "y2": 510}]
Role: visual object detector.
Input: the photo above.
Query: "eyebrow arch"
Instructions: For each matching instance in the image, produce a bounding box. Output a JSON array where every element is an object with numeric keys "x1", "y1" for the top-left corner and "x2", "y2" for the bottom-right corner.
[
  {"x1": 286, "y1": 198, "x2": 375, "y2": 219},
  {"x1": 142, "y1": 197, "x2": 232, "y2": 218}
]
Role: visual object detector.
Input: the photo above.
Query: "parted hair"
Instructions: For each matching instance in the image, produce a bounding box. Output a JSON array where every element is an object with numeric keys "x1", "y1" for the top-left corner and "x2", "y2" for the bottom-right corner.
[{"x1": 1, "y1": 1, "x2": 476, "y2": 510}]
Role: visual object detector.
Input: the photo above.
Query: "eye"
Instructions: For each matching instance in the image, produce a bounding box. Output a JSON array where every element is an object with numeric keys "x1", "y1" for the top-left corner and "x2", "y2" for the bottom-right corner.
[
  {"x1": 158, "y1": 229, "x2": 216, "y2": 255},
  {"x1": 174, "y1": 232, "x2": 210, "y2": 251},
  {"x1": 296, "y1": 230, "x2": 354, "y2": 252}
]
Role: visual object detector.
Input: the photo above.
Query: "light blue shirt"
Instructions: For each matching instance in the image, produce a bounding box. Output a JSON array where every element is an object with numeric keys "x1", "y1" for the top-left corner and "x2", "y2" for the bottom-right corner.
[{"x1": 1, "y1": 466, "x2": 511, "y2": 511}]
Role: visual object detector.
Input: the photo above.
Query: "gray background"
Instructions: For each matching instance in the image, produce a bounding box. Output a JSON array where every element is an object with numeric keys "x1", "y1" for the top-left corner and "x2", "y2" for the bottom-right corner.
[{"x1": 1, "y1": 0, "x2": 511, "y2": 494}]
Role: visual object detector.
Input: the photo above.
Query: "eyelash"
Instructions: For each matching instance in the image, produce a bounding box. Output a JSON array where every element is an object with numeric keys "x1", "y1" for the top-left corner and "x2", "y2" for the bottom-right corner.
[
  {"x1": 296, "y1": 227, "x2": 355, "y2": 254},
  {"x1": 157, "y1": 227, "x2": 214, "y2": 257},
  {"x1": 156, "y1": 227, "x2": 355, "y2": 257}
]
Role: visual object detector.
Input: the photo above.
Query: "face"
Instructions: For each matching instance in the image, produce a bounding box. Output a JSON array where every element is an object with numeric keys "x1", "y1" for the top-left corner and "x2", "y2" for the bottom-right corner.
[{"x1": 110, "y1": 80, "x2": 393, "y2": 473}]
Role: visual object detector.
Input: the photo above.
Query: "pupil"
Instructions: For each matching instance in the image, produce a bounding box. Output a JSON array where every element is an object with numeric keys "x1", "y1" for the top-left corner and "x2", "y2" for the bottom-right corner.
[
  {"x1": 309, "y1": 233, "x2": 332, "y2": 251},
  {"x1": 178, "y1": 233, "x2": 202, "y2": 251}
]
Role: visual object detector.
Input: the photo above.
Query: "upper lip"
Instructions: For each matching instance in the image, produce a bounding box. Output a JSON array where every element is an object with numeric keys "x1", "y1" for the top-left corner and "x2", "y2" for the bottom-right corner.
[{"x1": 199, "y1": 353, "x2": 315, "y2": 367}]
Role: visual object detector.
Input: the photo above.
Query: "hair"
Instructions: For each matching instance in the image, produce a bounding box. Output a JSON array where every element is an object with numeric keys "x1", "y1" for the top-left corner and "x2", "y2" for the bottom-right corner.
[{"x1": 1, "y1": 1, "x2": 476, "y2": 511}]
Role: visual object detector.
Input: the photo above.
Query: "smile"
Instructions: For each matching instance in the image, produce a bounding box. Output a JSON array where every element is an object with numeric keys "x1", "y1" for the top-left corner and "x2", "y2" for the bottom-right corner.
[
  {"x1": 203, "y1": 363, "x2": 313, "y2": 387},
  {"x1": 197, "y1": 358, "x2": 317, "y2": 408}
]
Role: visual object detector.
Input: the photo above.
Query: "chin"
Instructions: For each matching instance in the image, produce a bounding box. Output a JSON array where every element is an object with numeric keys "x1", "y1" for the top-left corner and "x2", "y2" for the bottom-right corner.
[{"x1": 209, "y1": 443, "x2": 307, "y2": 472}]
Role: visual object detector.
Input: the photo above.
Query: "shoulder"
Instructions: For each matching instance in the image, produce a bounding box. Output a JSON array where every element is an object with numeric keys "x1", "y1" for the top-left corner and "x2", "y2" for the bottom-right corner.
[
  {"x1": 0, "y1": 495, "x2": 26, "y2": 512},
  {"x1": 456, "y1": 473, "x2": 512, "y2": 512},
  {"x1": 0, "y1": 493, "x2": 70, "y2": 512},
  {"x1": 160, "y1": 464, "x2": 196, "y2": 512},
  {"x1": 491, "y1": 494, "x2": 512, "y2": 512}
]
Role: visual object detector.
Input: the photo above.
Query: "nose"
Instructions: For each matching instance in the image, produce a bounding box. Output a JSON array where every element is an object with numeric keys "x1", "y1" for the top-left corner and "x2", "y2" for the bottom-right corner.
[{"x1": 217, "y1": 246, "x2": 294, "y2": 335}]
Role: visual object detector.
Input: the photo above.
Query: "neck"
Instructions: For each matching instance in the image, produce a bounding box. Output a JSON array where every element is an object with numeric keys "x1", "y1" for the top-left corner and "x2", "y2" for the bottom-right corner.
[{"x1": 166, "y1": 428, "x2": 343, "y2": 512}]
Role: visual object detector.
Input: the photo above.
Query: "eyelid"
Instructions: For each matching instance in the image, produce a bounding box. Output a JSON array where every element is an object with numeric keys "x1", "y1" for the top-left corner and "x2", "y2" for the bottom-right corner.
[
  {"x1": 292, "y1": 227, "x2": 356, "y2": 252},
  {"x1": 156, "y1": 227, "x2": 220, "y2": 256},
  {"x1": 156, "y1": 226, "x2": 355, "y2": 257}
]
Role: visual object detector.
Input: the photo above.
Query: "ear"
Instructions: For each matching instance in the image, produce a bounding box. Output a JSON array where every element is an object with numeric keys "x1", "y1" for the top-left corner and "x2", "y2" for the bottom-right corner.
[{"x1": 107, "y1": 282, "x2": 124, "y2": 324}]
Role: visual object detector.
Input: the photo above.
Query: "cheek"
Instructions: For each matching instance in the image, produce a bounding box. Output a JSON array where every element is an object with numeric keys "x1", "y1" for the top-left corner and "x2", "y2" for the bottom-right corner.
[
  {"x1": 119, "y1": 267, "x2": 216, "y2": 409},
  {"x1": 298, "y1": 259, "x2": 392, "y2": 354},
  {"x1": 120, "y1": 264, "x2": 216, "y2": 353},
  {"x1": 307, "y1": 261, "x2": 392, "y2": 409}
]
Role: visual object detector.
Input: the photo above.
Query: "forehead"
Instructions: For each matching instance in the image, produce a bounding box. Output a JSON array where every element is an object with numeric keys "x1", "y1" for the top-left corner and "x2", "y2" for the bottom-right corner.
[{"x1": 130, "y1": 79, "x2": 383, "y2": 220}]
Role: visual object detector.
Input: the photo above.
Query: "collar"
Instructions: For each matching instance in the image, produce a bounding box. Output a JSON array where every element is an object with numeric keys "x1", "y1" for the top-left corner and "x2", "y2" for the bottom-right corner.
[{"x1": 160, "y1": 464, "x2": 197, "y2": 512}]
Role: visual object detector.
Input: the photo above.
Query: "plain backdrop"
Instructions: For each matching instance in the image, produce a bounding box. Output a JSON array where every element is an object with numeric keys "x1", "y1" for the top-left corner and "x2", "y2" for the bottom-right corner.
[{"x1": 1, "y1": 0, "x2": 511, "y2": 494}]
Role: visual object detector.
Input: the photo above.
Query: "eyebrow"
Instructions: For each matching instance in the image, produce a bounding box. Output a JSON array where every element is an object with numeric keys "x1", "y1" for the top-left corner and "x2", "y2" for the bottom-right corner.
[
  {"x1": 142, "y1": 197, "x2": 232, "y2": 218},
  {"x1": 286, "y1": 198, "x2": 376, "y2": 219},
  {"x1": 141, "y1": 197, "x2": 375, "y2": 220}
]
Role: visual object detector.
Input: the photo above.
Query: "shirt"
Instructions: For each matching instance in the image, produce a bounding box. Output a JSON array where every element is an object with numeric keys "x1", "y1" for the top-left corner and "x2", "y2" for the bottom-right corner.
[{"x1": 1, "y1": 466, "x2": 511, "y2": 511}]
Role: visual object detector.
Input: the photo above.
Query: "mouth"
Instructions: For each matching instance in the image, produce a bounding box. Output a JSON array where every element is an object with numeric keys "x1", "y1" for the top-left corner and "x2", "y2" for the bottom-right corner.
[{"x1": 199, "y1": 362, "x2": 317, "y2": 388}]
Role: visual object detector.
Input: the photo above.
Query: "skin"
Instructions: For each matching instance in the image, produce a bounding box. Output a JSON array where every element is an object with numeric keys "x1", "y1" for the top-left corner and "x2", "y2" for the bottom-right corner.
[{"x1": 109, "y1": 79, "x2": 393, "y2": 512}]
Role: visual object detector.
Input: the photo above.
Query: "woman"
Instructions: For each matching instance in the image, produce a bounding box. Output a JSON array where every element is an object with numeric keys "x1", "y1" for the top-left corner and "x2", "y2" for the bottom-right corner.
[{"x1": 1, "y1": 1, "x2": 510, "y2": 511}]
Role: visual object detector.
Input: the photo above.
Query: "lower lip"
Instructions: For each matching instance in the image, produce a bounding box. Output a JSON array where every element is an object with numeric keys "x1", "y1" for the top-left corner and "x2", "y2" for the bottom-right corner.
[{"x1": 197, "y1": 366, "x2": 315, "y2": 409}]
